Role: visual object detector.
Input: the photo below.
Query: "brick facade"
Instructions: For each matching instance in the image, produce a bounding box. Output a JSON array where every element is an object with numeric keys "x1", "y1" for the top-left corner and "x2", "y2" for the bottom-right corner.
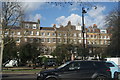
[{"x1": 0, "y1": 20, "x2": 111, "y2": 56}]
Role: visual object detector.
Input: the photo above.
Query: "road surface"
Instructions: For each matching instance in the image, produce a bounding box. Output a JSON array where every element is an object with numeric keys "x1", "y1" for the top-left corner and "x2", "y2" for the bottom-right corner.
[{"x1": 2, "y1": 74, "x2": 37, "y2": 80}]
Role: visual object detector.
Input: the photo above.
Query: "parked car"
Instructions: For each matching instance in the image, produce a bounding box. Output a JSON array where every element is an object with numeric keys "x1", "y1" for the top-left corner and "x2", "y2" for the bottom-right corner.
[
  {"x1": 37, "y1": 60, "x2": 111, "y2": 80},
  {"x1": 105, "y1": 61, "x2": 120, "y2": 79},
  {"x1": 3, "y1": 60, "x2": 18, "y2": 67},
  {"x1": 43, "y1": 58, "x2": 57, "y2": 67},
  {"x1": 106, "y1": 58, "x2": 120, "y2": 68},
  {"x1": 47, "y1": 61, "x2": 56, "y2": 67}
]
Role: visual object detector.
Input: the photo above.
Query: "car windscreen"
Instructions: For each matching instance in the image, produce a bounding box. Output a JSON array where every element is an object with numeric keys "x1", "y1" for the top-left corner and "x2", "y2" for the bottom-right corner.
[
  {"x1": 94, "y1": 62, "x2": 108, "y2": 68},
  {"x1": 58, "y1": 61, "x2": 70, "y2": 69},
  {"x1": 106, "y1": 62, "x2": 115, "y2": 67}
]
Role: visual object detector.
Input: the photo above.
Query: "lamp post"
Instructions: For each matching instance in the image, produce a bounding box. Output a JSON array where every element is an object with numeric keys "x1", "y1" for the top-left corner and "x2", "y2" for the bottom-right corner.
[
  {"x1": 81, "y1": 7, "x2": 97, "y2": 59},
  {"x1": 82, "y1": 7, "x2": 87, "y2": 50}
]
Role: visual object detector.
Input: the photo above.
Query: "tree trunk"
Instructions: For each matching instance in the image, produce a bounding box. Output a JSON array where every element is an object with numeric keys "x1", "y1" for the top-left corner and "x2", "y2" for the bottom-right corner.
[{"x1": 0, "y1": 35, "x2": 4, "y2": 80}]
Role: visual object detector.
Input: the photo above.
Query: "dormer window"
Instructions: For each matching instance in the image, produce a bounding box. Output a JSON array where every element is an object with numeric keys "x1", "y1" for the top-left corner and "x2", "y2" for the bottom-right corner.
[
  {"x1": 100, "y1": 30, "x2": 107, "y2": 33},
  {"x1": 25, "y1": 24, "x2": 29, "y2": 28},
  {"x1": 33, "y1": 24, "x2": 37, "y2": 29}
]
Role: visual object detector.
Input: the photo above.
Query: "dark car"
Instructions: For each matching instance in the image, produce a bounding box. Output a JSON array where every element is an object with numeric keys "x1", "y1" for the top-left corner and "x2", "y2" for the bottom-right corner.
[
  {"x1": 37, "y1": 60, "x2": 111, "y2": 80},
  {"x1": 47, "y1": 61, "x2": 57, "y2": 67}
]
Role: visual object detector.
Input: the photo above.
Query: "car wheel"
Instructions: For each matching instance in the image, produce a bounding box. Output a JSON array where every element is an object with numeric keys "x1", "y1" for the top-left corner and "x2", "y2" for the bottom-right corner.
[
  {"x1": 95, "y1": 76, "x2": 108, "y2": 80},
  {"x1": 46, "y1": 78, "x2": 57, "y2": 80},
  {"x1": 114, "y1": 72, "x2": 118, "y2": 79},
  {"x1": 37, "y1": 77, "x2": 40, "y2": 80}
]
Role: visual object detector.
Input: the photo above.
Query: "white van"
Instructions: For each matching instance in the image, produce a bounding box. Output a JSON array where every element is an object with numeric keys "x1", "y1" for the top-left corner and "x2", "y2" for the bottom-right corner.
[
  {"x1": 106, "y1": 57, "x2": 120, "y2": 67},
  {"x1": 4, "y1": 60, "x2": 18, "y2": 67}
]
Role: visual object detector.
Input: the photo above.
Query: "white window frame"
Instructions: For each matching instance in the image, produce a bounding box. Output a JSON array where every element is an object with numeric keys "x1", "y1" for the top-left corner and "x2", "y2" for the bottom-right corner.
[
  {"x1": 47, "y1": 38, "x2": 50, "y2": 43},
  {"x1": 36, "y1": 31, "x2": 39, "y2": 35},
  {"x1": 24, "y1": 38, "x2": 27, "y2": 42},
  {"x1": 58, "y1": 38, "x2": 61, "y2": 42},
  {"x1": 16, "y1": 38, "x2": 20, "y2": 43},
  {"x1": 64, "y1": 34, "x2": 66, "y2": 36},
  {"x1": 17, "y1": 32, "x2": 21, "y2": 35},
  {"x1": 58, "y1": 33, "x2": 61, "y2": 36},
  {"x1": 25, "y1": 24, "x2": 29, "y2": 28},
  {"x1": 47, "y1": 32, "x2": 50, "y2": 36},
  {"x1": 11, "y1": 31, "x2": 15, "y2": 35},
  {"x1": 74, "y1": 33, "x2": 76, "y2": 36},
  {"x1": 41, "y1": 38, "x2": 45, "y2": 43},
  {"x1": 53, "y1": 38, "x2": 56, "y2": 42},
  {"x1": 104, "y1": 36, "x2": 106, "y2": 39},
  {"x1": 5, "y1": 31, "x2": 8, "y2": 35},
  {"x1": 30, "y1": 31, "x2": 33, "y2": 35},
  {"x1": 79, "y1": 40, "x2": 82, "y2": 43},
  {"x1": 41, "y1": 32, "x2": 45, "y2": 36},
  {"x1": 30, "y1": 38, "x2": 33, "y2": 43},
  {"x1": 63, "y1": 39, "x2": 66, "y2": 42},
  {"x1": 33, "y1": 24, "x2": 37, "y2": 29},
  {"x1": 52, "y1": 33, "x2": 55, "y2": 36},
  {"x1": 107, "y1": 36, "x2": 110, "y2": 39},
  {"x1": 79, "y1": 33, "x2": 81, "y2": 37}
]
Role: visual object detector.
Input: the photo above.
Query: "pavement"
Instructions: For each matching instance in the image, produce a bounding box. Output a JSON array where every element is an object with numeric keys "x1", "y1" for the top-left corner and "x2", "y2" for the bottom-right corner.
[
  {"x1": 1, "y1": 67, "x2": 44, "y2": 80},
  {"x1": 1, "y1": 73, "x2": 37, "y2": 80},
  {"x1": 2, "y1": 67, "x2": 42, "y2": 70},
  {"x1": 1, "y1": 67, "x2": 54, "y2": 80},
  {"x1": 2, "y1": 70, "x2": 39, "y2": 74},
  {"x1": 2, "y1": 67, "x2": 42, "y2": 74},
  {"x1": 2, "y1": 67, "x2": 53, "y2": 74}
]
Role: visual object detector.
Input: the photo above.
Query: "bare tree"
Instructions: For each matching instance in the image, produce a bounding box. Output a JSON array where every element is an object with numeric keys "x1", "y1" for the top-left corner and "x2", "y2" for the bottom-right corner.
[
  {"x1": 105, "y1": 6, "x2": 120, "y2": 57},
  {"x1": 0, "y1": 1, "x2": 23, "y2": 74}
]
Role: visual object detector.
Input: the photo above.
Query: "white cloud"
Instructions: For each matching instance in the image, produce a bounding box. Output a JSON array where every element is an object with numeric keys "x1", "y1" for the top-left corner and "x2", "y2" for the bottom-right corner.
[
  {"x1": 22, "y1": 2, "x2": 45, "y2": 12},
  {"x1": 69, "y1": 3, "x2": 79, "y2": 11},
  {"x1": 21, "y1": 2, "x2": 45, "y2": 22},
  {"x1": 56, "y1": 5, "x2": 106, "y2": 28},
  {"x1": 56, "y1": 14, "x2": 82, "y2": 26},
  {"x1": 28, "y1": 14, "x2": 42, "y2": 21},
  {"x1": 71, "y1": 7, "x2": 79, "y2": 11},
  {"x1": 88, "y1": 5, "x2": 106, "y2": 18},
  {"x1": 86, "y1": 5, "x2": 106, "y2": 28},
  {"x1": 33, "y1": 14, "x2": 42, "y2": 21}
]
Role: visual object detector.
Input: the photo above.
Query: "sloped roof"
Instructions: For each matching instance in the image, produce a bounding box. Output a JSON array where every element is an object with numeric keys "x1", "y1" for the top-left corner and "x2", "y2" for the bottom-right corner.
[
  {"x1": 7, "y1": 26, "x2": 22, "y2": 29},
  {"x1": 22, "y1": 21, "x2": 38, "y2": 24},
  {"x1": 40, "y1": 27, "x2": 55, "y2": 30}
]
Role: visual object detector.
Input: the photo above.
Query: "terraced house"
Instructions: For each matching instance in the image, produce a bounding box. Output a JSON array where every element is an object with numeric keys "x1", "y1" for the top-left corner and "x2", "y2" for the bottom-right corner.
[{"x1": 0, "y1": 20, "x2": 112, "y2": 57}]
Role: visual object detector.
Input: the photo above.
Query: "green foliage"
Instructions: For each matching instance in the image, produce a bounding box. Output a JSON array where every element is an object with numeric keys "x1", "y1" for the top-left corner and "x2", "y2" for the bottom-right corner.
[
  {"x1": 52, "y1": 44, "x2": 89, "y2": 63},
  {"x1": 3, "y1": 36, "x2": 17, "y2": 62},
  {"x1": 41, "y1": 56, "x2": 48, "y2": 64},
  {"x1": 75, "y1": 44, "x2": 89, "y2": 60},
  {"x1": 52, "y1": 44, "x2": 70, "y2": 63},
  {"x1": 19, "y1": 42, "x2": 40, "y2": 65}
]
